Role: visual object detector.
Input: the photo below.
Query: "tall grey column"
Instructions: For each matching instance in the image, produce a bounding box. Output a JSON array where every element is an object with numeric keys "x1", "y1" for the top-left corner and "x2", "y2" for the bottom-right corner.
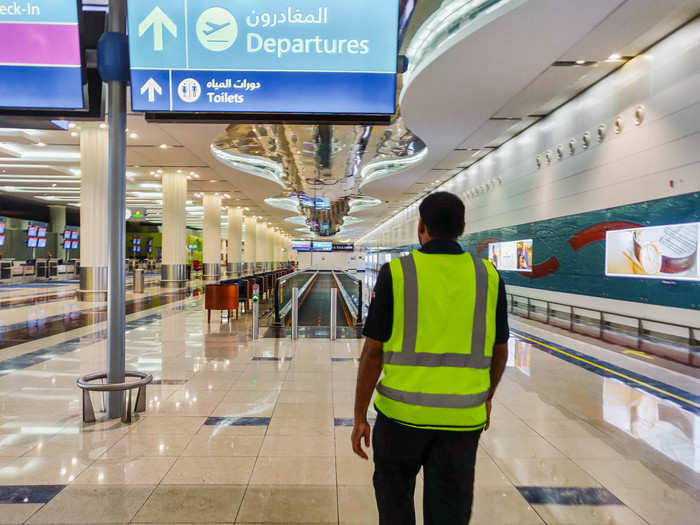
[
  {"x1": 78, "y1": 123, "x2": 109, "y2": 301},
  {"x1": 106, "y1": 0, "x2": 128, "y2": 419},
  {"x1": 161, "y1": 172, "x2": 187, "y2": 288},
  {"x1": 244, "y1": 216, "x2": 257, "y2": 275},
  {"x1": 203, "y1": 194, "x2": 222, "y2": 281},
  {"x1": 227, "y1": 207, "x2": 243, "y2": 278},
  {"x1": 49, "y1": 205, "x2": 66, "y2": 260}
]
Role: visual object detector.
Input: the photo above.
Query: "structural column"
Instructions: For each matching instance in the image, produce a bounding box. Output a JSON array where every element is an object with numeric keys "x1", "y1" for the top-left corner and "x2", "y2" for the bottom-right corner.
[
  {"x1": 244, "y1": 216, "x2": 257, "y2": 275},
  {"x1": 203, "y1": 194, "x2": 222, "y2": 281},
  {"x1": 161, "y1": 172, "x2": 187, "y2": 288},
  {"x1": 256, "y1": 221, "x2": 267, "y2": 273},
  {"x1": 227, "y1": 207, "x2": 243, "y2": 278},
  {"x1": 78, "y1": 123, "x2": 109, "y2": 301},
  {"x1": 49, "y1": 205, "x2": 66, "y2": 260}
]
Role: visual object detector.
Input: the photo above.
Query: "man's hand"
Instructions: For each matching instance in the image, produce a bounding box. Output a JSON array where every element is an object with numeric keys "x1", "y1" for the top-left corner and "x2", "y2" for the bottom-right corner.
[
  {"x1": 484, "y1": 399, "x2": 493, "y2": 431},
  {"x1": 351, "y1": 419, "x2": 371, "y2": 460}
]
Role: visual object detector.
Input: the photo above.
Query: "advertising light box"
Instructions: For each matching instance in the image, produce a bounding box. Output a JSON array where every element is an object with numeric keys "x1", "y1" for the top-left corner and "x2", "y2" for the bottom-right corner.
[
  {"x1": 292, "y1": 240, "x2": 311, "y2": 252},
  {"x1": 0, "y1": 0, "x2": 85, "y2": 110},
  {"x1": 606, "y1": 222, "x2": 699, "y2": 281},
  {"x1": 127, "y1": 0, "x2": 399, "y2": 117},
  {"x1": 488, "y1": 240, "x2": 533, "y2": 272}
]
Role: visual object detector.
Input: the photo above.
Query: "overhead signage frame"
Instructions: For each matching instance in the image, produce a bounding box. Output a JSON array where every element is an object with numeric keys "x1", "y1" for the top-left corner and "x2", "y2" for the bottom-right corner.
[
  {"x1": 0, "y1": 0, "x2": 103, "y2": 120},
  {"x1": 126, "y1": 0, "x2": 400, "y2": 123}
]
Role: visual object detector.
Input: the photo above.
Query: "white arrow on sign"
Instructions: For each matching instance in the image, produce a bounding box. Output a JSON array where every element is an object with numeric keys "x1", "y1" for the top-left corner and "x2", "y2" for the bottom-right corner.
[
  {"x1": 138, "y1": 6, "x2": 177, "y2": 52},
  {"x1": 140, "y1": 78, "x2": 162, "y2": 103}
]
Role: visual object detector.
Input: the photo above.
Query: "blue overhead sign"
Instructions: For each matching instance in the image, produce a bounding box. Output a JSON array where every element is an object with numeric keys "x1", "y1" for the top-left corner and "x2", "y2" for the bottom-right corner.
[
  {"x1": 0, "y1": 0, "x2": 84, "y2": 110},
  {"x1": 127, "y1": 0, "x2": 400, "y2": 115}
]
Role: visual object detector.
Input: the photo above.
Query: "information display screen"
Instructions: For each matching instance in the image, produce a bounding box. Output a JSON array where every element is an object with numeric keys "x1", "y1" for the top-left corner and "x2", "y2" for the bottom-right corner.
[
  {"x1": 0, "y1": 234, "x2": 5, "y2": 246},
  {"x1": 37, "y1": 238, "x2": 47, "y2": 248},
  {"x1": 312, "y1": 241, "x2": 332, "y2": 252},
  {"x1": 63, "y1": 230, "x2": 72, "y2": 240},
  {"x1": 292, "y1": 240, "x2": 311, "y2": 251},
  {"x1": 27, "y1": 226, "x2": 38, "y2": 237},
  {"x1": 0, "y1": 221, "x2": 5, "y2": 234},
  {"x1": 71, "y1": 231, "x2": 79, "y2": 240},
  {"x1": 606, "y1": 222, "x2": 699, "y2": 281},
  {"x1": 332, "y1": 243, "x2": 354, "y2": 252},
  {"x1": 37, "y1": 227, "x2": 47, "y2": 238},
  {"x1": 127, "y1": 0, "x2": 399, "y2": 116},
  {"x1": 64, "y1": 240, "x2": 72, "y2": 250},
  {"x1": 487, "y1": 240, "x2": 533, "y2": 272},
  {"x1": 71, "y1": 240, "x2": 79, "y2": 249},
  {"x1": 0, "y1": 0, "x2": 85, "y2": 110},
  {"x1": 27, "y1": 237, "x2": 38, "y2": 248}
]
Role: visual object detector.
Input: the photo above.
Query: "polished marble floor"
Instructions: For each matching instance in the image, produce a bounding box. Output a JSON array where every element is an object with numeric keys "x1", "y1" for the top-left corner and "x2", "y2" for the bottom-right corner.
[{"x1": 0, "y1": 292, "x2": 698, "y2": 524}]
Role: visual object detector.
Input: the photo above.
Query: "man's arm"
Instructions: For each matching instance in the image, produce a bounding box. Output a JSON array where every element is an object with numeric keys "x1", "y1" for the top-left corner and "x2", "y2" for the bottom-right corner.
[
  {"x1": 351, "y1": 336, "x2": 383, "y2": 459},
  {"x1": 484, "y1": 342, "x2": 508, "y2": 430}
]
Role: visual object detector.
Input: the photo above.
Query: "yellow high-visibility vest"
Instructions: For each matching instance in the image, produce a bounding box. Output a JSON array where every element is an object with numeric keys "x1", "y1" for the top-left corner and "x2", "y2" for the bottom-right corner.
[{"x1": 374, "y1": 250, "x2": 500, "y2": 430}]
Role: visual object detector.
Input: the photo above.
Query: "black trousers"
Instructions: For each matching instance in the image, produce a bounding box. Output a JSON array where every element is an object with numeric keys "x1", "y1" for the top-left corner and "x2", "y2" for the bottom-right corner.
[{"x1": 372, "y1": 411, "x2": 482, "y2": 525}]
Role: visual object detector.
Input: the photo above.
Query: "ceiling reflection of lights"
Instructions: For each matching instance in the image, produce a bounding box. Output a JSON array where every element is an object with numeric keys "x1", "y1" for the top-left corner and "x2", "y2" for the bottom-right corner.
[
  {"x1": 285, "y1": 215, "x2": 310, "y2": 226},
  {"x1": 360, "y1": 147, "x2": 429, "y2": 188},
  {"x1": 348, "y1": 196, "x2": 382, "y2": 214},
  {"x1": 210, "y1": 144, "x2": 286, "y2": 187},
  {"x1": 264, "y1": 197, "x2": 301, "y2": 213}
]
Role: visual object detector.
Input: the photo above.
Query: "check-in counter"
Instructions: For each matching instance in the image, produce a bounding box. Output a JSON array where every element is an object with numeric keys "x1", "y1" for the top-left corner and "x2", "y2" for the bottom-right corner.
[{"x1": 1, "y1": 261, "x2": 13, "y2": 280}]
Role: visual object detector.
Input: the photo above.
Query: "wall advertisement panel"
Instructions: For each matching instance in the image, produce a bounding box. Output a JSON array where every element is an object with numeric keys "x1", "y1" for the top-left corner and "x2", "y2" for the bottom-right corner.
[
  {"x1": 487, "y1": 240, "x2": 532, "y2": 272},
  {"x1": 606, "y1": 223, "x2": 699, "y2": 281}
]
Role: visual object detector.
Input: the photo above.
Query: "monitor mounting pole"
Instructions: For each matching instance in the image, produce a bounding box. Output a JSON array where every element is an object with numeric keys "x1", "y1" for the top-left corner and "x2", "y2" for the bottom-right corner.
[{"x1": 105, "y1": 0, "x2": 127, "y2": 419}]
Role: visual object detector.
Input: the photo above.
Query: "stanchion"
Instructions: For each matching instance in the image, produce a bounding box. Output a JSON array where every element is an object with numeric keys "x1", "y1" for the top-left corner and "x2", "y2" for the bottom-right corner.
[
  {"x1": 292, "y1": 287, "x2": 299, "y2": 340},
  {"x1": 252, "y1": 284, "x2": 260, "y2": 340},
  {"x1": 330, "y1": 288, "x2": 337, "y2": 341}
]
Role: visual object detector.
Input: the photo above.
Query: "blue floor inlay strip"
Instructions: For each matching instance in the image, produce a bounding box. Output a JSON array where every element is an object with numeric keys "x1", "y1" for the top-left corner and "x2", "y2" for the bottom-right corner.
[
  {"x1": 0, "y1": 313, "x2": 162, "y2": 378},
  {"x1": 512, "y1": 329, "x2": 700, "y2": 414},
  {"x1": 0, "y1": 485, "x2": 65, "y2": 504},
  {"x1": 204, "y1": 416, "x2": 271, "y2": 426},
  {"x1": 517, "y1": 486, "x2": 622, "y2": 506}
]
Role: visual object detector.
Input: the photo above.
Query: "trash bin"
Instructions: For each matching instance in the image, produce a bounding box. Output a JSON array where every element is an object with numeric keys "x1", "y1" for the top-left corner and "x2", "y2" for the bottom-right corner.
[{"x1": 134, "y1": 269, "x2": 145, "y2": 294}]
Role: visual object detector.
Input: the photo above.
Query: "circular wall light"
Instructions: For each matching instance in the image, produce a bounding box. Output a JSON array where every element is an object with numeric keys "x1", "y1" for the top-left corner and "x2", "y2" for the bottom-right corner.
[
  {"x1": 582, "y1": 132, "x2": 591, "y2": 149},
  {"x1": 634, "y1": 105, "x2": 645, "y2": 126},
  {"x1": 545, "y1": 150, "x2": 553, "y2": 164},
  {"x1": 556, "y1": 144, "x2": 564, "y2": 160},
  {"x1": 614, "y1": 116, "x2": 624, "y2": 134},
  {"x1": 568, "y1": 139, "x2": 577, "y2": 155},
  {"x1": 597, "y1": 124, "x2": 607, "y2": 143}
]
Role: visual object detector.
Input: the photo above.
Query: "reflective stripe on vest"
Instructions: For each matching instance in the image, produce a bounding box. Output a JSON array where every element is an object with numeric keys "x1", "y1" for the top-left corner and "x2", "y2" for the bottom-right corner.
[
  {"x1": 382, "y1": 253, "x2": 492, "y2": 369},
  {"x1": 376, "y1": 383, "x2": 490, "y2": 409}
]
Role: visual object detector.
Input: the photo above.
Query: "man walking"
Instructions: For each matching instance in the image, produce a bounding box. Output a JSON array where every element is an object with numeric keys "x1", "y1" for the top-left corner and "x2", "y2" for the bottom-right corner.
[{"x1": 352, "y1": 192, "x2": 509, "y2": 524}]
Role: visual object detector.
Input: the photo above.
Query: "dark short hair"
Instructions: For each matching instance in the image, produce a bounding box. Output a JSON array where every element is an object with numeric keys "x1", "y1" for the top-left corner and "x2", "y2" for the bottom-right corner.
[{"x1": 419, "y1": 192, "x2": 465, "y2": 239}]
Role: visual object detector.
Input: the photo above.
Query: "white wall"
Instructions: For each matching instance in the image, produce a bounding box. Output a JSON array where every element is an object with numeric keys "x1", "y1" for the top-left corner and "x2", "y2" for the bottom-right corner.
[
  {"x1": 296, "y1": 251, "x2": 363, "y2": 271},
  {"x1": 461, "y1": 19, "x2": 700, "y2": 233}
]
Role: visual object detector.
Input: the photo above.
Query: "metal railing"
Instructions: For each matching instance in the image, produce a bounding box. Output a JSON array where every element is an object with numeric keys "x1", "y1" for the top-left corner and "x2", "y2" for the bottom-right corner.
[
  {"x1": 509, "y1": 292, "x2": 700, "y2": 367},
  {"x1": 333, "y1": 270, "x2": 363, "y2": 324},
  {"x1": 276, "y1": 271, "x2": 319, "y2": 322}
]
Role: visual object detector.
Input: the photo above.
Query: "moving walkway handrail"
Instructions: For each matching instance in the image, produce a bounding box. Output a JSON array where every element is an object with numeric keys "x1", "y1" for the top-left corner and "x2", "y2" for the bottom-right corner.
[
  {"x1": 335, "y1": 270, "x2": 363, "y2": 323},
  {"x1": 278, "y1": 271, "x2": 319, "y2": 321},
  {"x1": 332, "y1": 271, "x2": 358, "y2": 323}
]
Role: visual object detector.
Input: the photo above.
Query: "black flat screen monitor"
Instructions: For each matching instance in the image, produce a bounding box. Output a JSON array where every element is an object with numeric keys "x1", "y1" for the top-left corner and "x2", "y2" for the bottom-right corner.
[
  {"x1": 27, "y1": 226, "x2": 38, "y2": 237},
  {"x1": 71, "y1": 240, "x2": 79, "y2": 249},
  {"x1": 37, "y1": 227, "x2": 47, "y2": 238},
  {"x1": 27, "y1": 237, "x2": 38, "y2": 248},
  {"x1": 70, "y1": 231, "x2": 79, "y2": 240},
  {"x1": 37, "y1": 238, "x2": 47, "y2": 248}
]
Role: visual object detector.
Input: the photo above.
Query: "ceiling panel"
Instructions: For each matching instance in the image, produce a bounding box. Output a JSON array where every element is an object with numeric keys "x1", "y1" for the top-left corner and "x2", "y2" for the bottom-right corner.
[
  {"x1": 458, "y1": 119, "x2": 523, "y2": 150},
  {"x1": 494, "y1": 62, "x2": 619, "y2": 119}
]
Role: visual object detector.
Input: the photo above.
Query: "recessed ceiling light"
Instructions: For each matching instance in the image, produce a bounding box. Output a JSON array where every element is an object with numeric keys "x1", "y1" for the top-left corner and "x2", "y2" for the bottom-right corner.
[
  {"x1": 52, "y1": 183, "x2": 57, "y2": 187},
  {"x1": 36, "y1": 142, "x2": 46, "y2": 147},
  {"x1": 157, "y1": 169, "x2": 163, "y2": 174},
  {"x1": 70, "y1": 131, "x2": 79, "y2": 137},
  {"x1": 99, "y1": 123, "x2": 107, "y2": 129},
  {"x1": 150, "y1": 171, "x2": 155, "y2": 175},
  {"x1": 68, "y1": 122, "x2": 76, "y2": 129},
  {"x1": 186, "y1": 175, "x2": 192, "y2": 180},
  {"x1": 607, "y1": 53, "x2": 621, "y2": 61},
  {"x1": 129, "y1": 133, "x2": 138, "y2": 139},
  {"x1": 575, "y1": 60, "x2": 586, "y2": 65},
  {"x1": 159, "y1": 144, "x2": 168, "y2": 149},
  {"x1": 209, "y1": 179, "x2": 217, "y2": 183}
]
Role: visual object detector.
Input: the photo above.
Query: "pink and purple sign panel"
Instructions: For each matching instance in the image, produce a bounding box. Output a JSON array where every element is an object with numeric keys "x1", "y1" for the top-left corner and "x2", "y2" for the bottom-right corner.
[{"x1": 0, "y1": 0, "x2": 84, "y2": 110}]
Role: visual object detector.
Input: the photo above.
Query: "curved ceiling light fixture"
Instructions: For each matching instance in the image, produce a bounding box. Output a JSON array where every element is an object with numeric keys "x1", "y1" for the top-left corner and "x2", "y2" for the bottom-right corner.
[
  {"x1": 264, "y1": 197, "x2": 301, "y2": 213},
  {"x1": 210, "y1": 144, "x2": 286, "y2": 188}
]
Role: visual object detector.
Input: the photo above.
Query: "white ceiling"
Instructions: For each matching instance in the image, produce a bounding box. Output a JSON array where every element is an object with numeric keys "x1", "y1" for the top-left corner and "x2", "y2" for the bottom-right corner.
[{"x1": 1, "y1": 0, "x2": 698, "y2": 239}]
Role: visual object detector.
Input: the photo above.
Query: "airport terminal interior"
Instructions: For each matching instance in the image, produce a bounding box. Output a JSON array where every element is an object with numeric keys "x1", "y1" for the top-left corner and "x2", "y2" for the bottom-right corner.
[{"x1": 0, "y1": 0, "x2": 699, "y2": 523}]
